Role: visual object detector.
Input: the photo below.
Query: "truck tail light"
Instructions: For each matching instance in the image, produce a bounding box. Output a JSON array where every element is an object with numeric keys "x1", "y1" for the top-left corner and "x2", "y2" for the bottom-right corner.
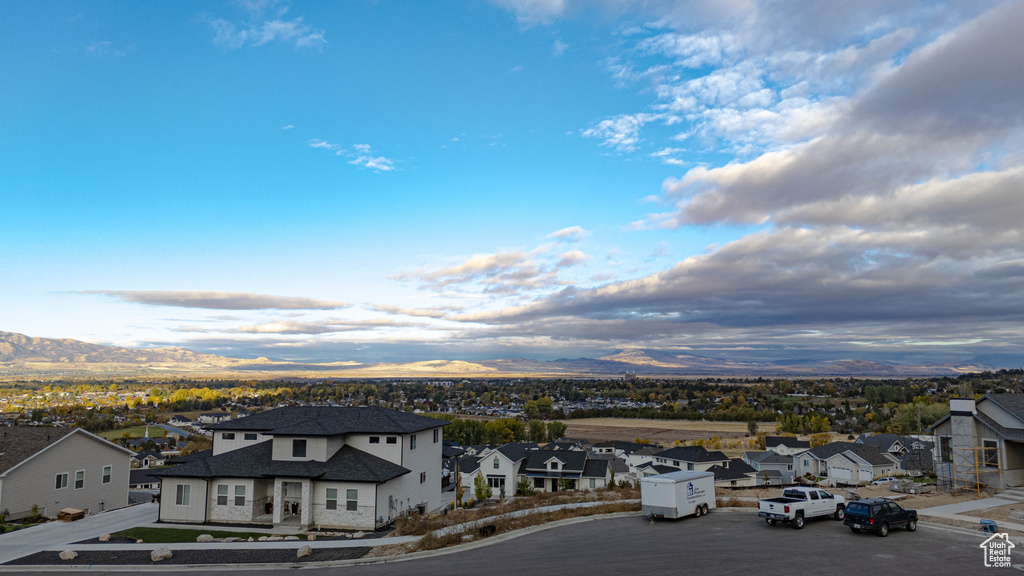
[
  {"x1": 869, "y1": 518, "x2": 874, "y2": 524},
  {"x1": 784, "y1": 506, "x2": 790, "y2": 514}
]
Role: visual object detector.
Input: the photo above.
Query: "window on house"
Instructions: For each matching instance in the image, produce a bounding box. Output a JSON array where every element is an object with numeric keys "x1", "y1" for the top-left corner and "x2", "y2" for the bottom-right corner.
[
  {"x1": 589, "y1": 478, "x2": 596, "y2": 489},
  {"x1": 326, "y1": 488, "x2": 338, "y2": 510},
  {"x1": 549, "y1": 461, "x2": 558, "y2": 470},
  {"x1": 687, "y1": 463, "x2": 694, "y2": 471},
  {"x1": 216, "y1": 484, "x2": 228, "y2": 506},
  {"x1": 433, "y1": 428, "x2": 439, "y2": 443},
  {"x1": 787, "y1": 464, "x2": 793, "y2": 470},
  {"x1": 346, "y1": 489, "x2": 358, "y2": 511},
  {"x1": 235, "y1": 485, "x2": 246, "y2": 506},
  {"x1": 984, "y1": 439, "x2": 999, "y2": 467},
  {"x1": 488, "y1": 477, "x2": 506, "y2": 489},
  {"x1": 75, "y1": 470, "x2": 84, "y2": 489},
  {"x1": 673, "y1": 460, "x2": 679, "y2": 466},
  {"x1": 369, "y1": 436, "x2": 380, "y2": 444},
  {"x1": 222, "y1": 433, "x2": 235, "y2": 440},
  {"x1": 176, "y1": 484, "x2": 191, "y2": 506},
  {"x1": 55, "y1": 473, "x2": 68, "y2": 490},
  {"x1": 493, "y1": 457, "x2": 500, "y2": 469},
  {"x1": 411, "y1": 434, "x2": 417, "y2": 449},
  {"x1": 420, "y1": 472, "x2": 426, "y2": 483},
  {"x1": 386, "y1": 436, "x2": 397, "y2": 444},
  {"x1": 244, "y1": 433, "x2": 257, "y2": 441},
  {"x1": 102, "y1": 465, "x2": 112, "y2": 484},
  {"x1": 292, "y1": 439, "x2": 307, "y2": 458},
  {"x1": 534, "y1": 477, "x2": 545, "y2": 489},
  {"x1": 940, "y1": 437, "x2": 953, "y2": 462}
]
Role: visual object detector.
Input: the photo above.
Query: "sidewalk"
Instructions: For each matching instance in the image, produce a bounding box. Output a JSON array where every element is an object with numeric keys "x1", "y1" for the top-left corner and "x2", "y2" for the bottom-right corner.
[{"x1": 918, "y1": 497, "x2": 1024, "y2": 534}]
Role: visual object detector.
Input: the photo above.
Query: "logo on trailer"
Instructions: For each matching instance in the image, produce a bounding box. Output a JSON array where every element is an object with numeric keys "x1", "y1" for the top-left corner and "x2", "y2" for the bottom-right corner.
[{"x1": 687, "y1": 482, "x2": 694, "y2": 498}]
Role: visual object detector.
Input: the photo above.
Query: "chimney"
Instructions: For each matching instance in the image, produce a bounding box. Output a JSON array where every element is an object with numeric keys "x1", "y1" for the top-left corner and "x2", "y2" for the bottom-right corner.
[{"x1": 949, "y1": 397, "x2": 977, "y2": 450}]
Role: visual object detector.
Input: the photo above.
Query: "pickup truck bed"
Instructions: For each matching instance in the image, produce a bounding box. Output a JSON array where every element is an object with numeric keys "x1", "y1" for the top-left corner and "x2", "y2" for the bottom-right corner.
[{"x1": 758, "y1": 487, "x2": 846, "y2": 529}]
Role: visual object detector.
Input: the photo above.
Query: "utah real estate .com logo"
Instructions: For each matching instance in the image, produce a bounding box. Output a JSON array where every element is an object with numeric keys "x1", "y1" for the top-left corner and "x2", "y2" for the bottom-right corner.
[{"x1": 981, "y1": 533, "x2": 1014, "y2": 568}]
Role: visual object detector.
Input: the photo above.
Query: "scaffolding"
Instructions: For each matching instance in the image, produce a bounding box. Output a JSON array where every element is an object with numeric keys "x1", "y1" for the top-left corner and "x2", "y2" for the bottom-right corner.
[{"x1": 948, "y1": 446, "x2": 1003, "y2": 496}]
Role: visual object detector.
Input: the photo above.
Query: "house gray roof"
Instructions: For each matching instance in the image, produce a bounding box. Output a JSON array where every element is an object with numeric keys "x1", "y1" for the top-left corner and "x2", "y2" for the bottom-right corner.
[
  {"x1": 209, "y1": 406, "x2": 448, "y2": 436},
  {"x1": 652, "y1": 446, "x2": 729, "y2": 463},
  {"x1": 744, "y1": 451, "x2": 769, "y2": 463},
  {"x1": 757, "y1": 453, "x2": 793, "y2": 465},
  {"x1": 592, "y1": 441, "x2": 659, "y2": 454},
  {"x1": 494, "y1": 442, "x2": 539, "y2": 462},
  {"x1": 523, "y1": 450, "x2": 588, "y2": 473},
  {"x1": 810, "y1": 442, "x2": 895, "y2": 466},
  {"x1": 0, "y1": 427, "x2": 75, "y2": 475},
  {"x1": 455, "y1": 455, "x2": 482, "y2": 475},
  {"x1": 589, "y1": 454, "x2": 629, "y2": 474},
  {"x1": 129, "y1": 468, "x2": 162, "y2": 485},
  {"x1": 581, "y1": 459, "x2": 609, "y2": 479},
  {"x1": 156, "y1": 441, "x2": 410, "y2": 483},
  {"x1": 985, "y1": 394, "x2": 1024, "y2": 420},
  {"x1": 856, "y1": 433, "x2": 904, "y2": 451},
  {"x1": 728, "y1": 458, "x2": 757, "y2": 475},
  {"x1": 709, "y1": 463, "x2": 749, "y2": 482},
  {"x1": 766, "y1": 436, "x2": 810, "y2": 449}
]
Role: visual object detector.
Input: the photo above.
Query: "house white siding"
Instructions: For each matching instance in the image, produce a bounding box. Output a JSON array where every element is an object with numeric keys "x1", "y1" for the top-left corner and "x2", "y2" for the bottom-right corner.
[
  {"x1": 375, "y1": 427, "x2": 444, "y2": 522},
  {"x1": 0, "y1": 431, "x2": 131, "y2": 519},
  {"x1": 272, "y1": 436, "x2": 330, "y2": 461},
  {"x1": 346, "y1": 434, "x2": 403, "y2": 466},
  {"x1": 213, "y1": 431, "x2": 269, "y2": 456},
  {"x1": 159, "y1": 477, "x2": 208, "y2": 523},
  {"x1": 311, "y1": 480, "x2": 377, "y2": 529}
]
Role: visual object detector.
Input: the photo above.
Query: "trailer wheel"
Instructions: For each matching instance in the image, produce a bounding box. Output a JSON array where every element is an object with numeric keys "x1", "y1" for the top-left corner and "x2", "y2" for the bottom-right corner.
[
  {"x1": 792, "y1": 513, "x2": 805, "y2": 529},
  {"x1": 701, "y1": 504, "x2": 710, "y2": 515},
  {"x1": 694, "y1": 505, "x2": 703, "y2": 517}
]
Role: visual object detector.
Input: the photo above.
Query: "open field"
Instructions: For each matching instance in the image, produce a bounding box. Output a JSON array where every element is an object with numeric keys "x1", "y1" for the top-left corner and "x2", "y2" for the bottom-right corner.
[
  {"x1": 96, "y1": 425, "x2": 166, "y2": 440},
  {"x1": 565, "y1": 417, "x2": 752, "y2": 445}
]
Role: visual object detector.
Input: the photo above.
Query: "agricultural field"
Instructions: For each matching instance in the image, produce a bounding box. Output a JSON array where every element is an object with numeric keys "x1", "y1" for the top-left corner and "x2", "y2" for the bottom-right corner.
[{"x1": 564, "y1": 417, "x2": 752, "y2": 445}]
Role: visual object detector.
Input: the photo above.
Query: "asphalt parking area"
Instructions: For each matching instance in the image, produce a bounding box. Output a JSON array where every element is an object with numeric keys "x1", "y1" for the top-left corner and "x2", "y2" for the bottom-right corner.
[{"x1": 0, "y1": 510, "x2": 998, "y2": 576}]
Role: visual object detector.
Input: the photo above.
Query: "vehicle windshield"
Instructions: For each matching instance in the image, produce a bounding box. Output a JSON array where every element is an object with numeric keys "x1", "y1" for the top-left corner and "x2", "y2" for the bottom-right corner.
[
  {"x1": 846, "y1": 502, "x2": 869, "y2": 515},
  {"x1": 782, "y1": 489, "x2": 806, "y2": 499}
]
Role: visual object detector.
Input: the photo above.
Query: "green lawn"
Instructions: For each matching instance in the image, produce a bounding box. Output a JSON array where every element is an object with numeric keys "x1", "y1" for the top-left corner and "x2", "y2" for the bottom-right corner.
[
  {"x1": 113, "y1": 527, "x2": 298, "y2": 543},
  {"x1": 96, "y1": 425, "x2": 167, "y2": 440}
]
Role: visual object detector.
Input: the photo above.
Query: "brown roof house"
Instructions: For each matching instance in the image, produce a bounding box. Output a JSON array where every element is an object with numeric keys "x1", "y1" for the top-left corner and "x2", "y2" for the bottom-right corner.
[{"x1": 0, "y1": 427, "x2": 134, "y2": 520}]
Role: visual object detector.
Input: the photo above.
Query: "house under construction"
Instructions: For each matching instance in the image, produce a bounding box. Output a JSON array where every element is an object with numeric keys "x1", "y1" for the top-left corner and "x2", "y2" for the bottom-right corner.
[{"x1": 929, "y1": 395, "x2": 1024, "y2": 493}]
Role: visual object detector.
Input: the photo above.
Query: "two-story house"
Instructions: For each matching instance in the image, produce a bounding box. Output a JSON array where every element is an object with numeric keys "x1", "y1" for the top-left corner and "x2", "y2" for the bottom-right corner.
[{"x1": 155, "y1": 406, "x2": 446, "y2": 530}]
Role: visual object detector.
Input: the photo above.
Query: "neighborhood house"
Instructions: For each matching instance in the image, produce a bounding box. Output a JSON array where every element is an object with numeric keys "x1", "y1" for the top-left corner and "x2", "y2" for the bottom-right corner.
[{"x1": 156, "y1": 406, "x2": 447, "y2": 530}]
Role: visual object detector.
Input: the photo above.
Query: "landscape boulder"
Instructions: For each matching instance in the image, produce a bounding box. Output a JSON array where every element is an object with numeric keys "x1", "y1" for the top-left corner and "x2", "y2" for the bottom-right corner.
[
  {"x1": 196, "y1": 534, "x2": 215, "y2": 542},
  {"x1": 151, "y1": 547, "x2": 173, "y2": 562},
  {"x1": 267, "y1": 535, "x2": 284, "y2": 541},
  {"x1": 98, "y1": 533, "x2": 111, "y2": 542},
  {"x1": 59, "y1": 550, "x2": 78, "y2": 561},
  {"x1": 297, "y1": 545, "x2": 312, "y2": 558},
  {"x1": 284, "y1": 535, "x2": 300, "y2": 541},
  {"x1": 307, "y1": 534, "x2": 316, "y2": 541}
]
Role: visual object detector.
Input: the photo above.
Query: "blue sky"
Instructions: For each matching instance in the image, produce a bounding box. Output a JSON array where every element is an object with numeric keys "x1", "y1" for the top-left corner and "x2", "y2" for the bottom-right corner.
[{"x1": 3, "y1": 0, "x2": 1023, "y2": 367}]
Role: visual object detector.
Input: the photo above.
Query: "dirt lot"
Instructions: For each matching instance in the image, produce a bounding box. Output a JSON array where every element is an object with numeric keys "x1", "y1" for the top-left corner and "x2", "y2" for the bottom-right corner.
[{"x1": 565, "y1": 418, "x2": 751, "y2": 445}]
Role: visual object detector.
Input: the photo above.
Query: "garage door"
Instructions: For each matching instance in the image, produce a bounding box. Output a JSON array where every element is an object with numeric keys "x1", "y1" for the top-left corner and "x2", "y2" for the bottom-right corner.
[{"x1": 832, "y1": 467, "x2": 852, "y2": 481}]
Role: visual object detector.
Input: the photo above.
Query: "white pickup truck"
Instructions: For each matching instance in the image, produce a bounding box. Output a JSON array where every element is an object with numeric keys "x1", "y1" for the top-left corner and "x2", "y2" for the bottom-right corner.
[{"x1": 758, "y1": 487, "x2": 846, "y2": 529}]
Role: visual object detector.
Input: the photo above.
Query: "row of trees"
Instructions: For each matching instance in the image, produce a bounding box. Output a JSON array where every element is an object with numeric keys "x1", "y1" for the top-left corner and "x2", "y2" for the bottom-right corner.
[{"x1": 433, "y1": 414, "x2": 567, "y2": 445}]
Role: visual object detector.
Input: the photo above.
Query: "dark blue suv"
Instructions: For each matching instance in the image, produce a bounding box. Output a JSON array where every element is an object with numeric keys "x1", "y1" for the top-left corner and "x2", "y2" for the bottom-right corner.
[{"x1": 843, "y1": 498, "x2": 918, "y2": 537}]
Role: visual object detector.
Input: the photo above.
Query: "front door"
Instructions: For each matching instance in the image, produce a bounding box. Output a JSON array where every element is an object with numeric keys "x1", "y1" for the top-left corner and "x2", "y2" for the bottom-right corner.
[{"x1": 551, "y1": 478, "x2": 558, "y2": 492}]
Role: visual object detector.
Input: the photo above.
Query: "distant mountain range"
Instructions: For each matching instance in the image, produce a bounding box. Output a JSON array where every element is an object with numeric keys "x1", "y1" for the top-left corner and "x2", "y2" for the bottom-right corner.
[{"x1": 0, "y1": 330, "x2": 998, "y2": 379}]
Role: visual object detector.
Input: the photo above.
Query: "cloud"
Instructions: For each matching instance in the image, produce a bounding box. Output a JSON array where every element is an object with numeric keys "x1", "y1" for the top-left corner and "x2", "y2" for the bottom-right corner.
[
  {"x1": 209, "y1": 1, "x2": 326, "y2": 49},
  {"x1": 281, "y1": 124, "x2": 294, "y2": 130},
  {"x1": 235, "y1": 318, "x2": 420, "y2": 335},
  {"x1": 545, "y1": 225, "x2": 590, "y2": 242},
  {"x1": 307, "y1": 140, "x2": 396, "y2": 170},
  {"x1": 85, "y1": 41, "x2": 130, "y2": 58},
  {"x1": 492, "y1": 0, "x2": 566, "y2": 26},
  {"x1": 552, "y1": 39, "x2": 569, "y2": 56},
  {"x1": 348, "y1": 143, "x2": 395, "y2": 171},
  {"x1": 369, "y1": 304, "x2": 465, "y2": 319},
  {"x1": 581, "y1": 113, "x2": 679, "y2": 152},
  {"x1": 82, "y1": 291, "x2": 349, "y2": 310}
]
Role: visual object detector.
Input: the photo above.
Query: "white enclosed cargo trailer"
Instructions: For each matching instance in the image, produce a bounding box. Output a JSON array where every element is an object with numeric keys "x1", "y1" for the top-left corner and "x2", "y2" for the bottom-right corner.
[{"x1": 640, "y1": 470, "x2": 716, "y2": 519}]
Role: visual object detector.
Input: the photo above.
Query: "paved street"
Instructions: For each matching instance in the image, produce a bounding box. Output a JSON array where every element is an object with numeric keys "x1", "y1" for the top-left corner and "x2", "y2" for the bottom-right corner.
[{"x1": 0, "y1": 510, "x2": 995, "y2": 576}]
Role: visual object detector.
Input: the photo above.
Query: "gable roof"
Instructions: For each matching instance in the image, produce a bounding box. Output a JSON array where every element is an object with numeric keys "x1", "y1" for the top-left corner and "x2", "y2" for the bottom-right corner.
[
  {"x1": 589, "y1": 454, "x2": 629, "y2": 474},
  {"x1": 592, "y1": 441, "x2": 659, "y2": 454},
  {"x1": 581, "y1": 459, "x2": 609, "y2": 479},
  {"x1": 856, "y1": 433, "x2": 904, "y2": 450},
  {"x1": 807, "y1": 442, "x2": 896, "y2": 466},
  {"x1": 708, "y1": 463, "x2": 750, "y2": 481},
  {"x1": 766, "y1": 436, "x2": 810, "y2": 449},
  {"x1": 493, "y1": 442, "x2": 539, "y2": 462},
  {"x1": 652, "y1": 446, "x2": 729, "y2": 463},
  {"x1": 523, "y1": 450, "x2": 588, "y2": 473},
  {"x1": 0, "y1": 427, "x2": 133, "y2": 477},
  {"x1": 156, "y1": 441, "x2": 410, "y2": 483},
  {"x1": 210, "y1": 406, "x2": 447, "y2": 436},
  {"x1": 728, "y1": 458, "x2": 757, "y2": 474},
  {"x1": 984, "y1": 394, "x2": 1024, "y2": 421},
  {"x1": 757, "y1": 452, "x2": 793, "y2": 465}
]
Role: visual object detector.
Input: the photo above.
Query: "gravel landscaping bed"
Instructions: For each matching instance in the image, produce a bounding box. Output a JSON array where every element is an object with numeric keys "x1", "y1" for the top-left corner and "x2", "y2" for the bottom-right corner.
[{"x1": 5, "y1": 546, "x2": 371, "y2": 566}]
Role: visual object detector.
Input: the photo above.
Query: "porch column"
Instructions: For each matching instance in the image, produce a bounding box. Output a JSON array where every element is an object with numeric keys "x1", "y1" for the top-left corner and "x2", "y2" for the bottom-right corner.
[
  {"x1": 272, "y1": 478, "x2": 284, "y2": 524},
  {"x1": 300, "y1": 478, "x2": 312, "y2": 527}
]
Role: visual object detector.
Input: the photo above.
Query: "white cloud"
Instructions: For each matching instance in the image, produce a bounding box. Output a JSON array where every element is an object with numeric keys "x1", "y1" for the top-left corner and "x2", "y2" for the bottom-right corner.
[
  {"x1": 209, "y1": 2, "x2": 326, "y2": 49},
  {"x1": 552, "y1": 39, "x2": 569, "y2": 56},
  {"x1": 582, "y1": 113, "x2": 678, "y2": 152},
  {"x1": 492, "y1": 0, "x2": 566, "y2": 26},
  {"x1": 347, "y1": 143, "x2": 395, "y2": 171},
  {"x1": 81, "y1": 290, "x2": 349, "y2": 310},
  {"x1": 545, "y1": 225, "x2": 590, "y2": 242}
]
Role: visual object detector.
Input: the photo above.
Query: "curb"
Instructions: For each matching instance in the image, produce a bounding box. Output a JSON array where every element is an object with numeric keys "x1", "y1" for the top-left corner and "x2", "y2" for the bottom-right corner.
[{"x1": 0, "y1": 511, "x2": 646, "y2": 572}]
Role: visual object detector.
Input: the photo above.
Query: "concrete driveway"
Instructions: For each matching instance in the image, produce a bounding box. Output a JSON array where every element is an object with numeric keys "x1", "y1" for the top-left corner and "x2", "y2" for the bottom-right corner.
[{"x1": 0, "y1": 504, "x2": 156, "y2": 564}]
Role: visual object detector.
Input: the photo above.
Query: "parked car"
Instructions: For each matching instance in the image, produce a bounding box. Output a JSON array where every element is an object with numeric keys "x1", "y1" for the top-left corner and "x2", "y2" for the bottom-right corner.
[
  {"x1": 843, "y1": 498, "x2": 918, "y2": 536},
  {"x1": 872, "y1": 477, "x2": 899, "y2": 485},
  {"x1": 758, "y1": 486, "x2": 846, "y2": 529}
]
